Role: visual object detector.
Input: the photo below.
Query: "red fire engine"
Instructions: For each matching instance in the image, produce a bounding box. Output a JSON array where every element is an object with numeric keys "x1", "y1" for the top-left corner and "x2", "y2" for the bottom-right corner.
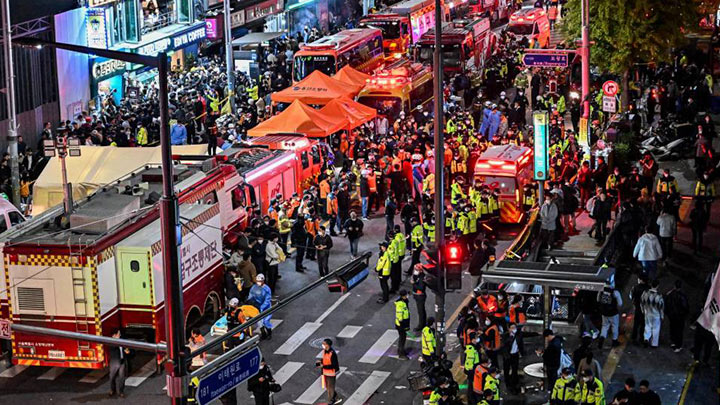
[
  {"x1": 414, "y1": 17, "x2": 494, "y2": 73},
  {"x1": 474, "y1": 145, "x2": 533, "y2": 223}
]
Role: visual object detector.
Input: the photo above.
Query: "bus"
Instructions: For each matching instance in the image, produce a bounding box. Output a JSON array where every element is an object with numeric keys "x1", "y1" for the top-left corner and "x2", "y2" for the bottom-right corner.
[
  {"x1": 474, "y1": 145, "x2": 533, "y2": 223},
  {"x1": 292, "y1": 28, "x2": 385, "y2": 83},
  {"x1": 357, "y1": 60, "x2": 433, "y2": 120},
  {"x1": 415, "y1": 17, "x2": 493, "y2": 73},
  {"x1": 359, "y1": 0, "x2": 449, "y2": 58}
]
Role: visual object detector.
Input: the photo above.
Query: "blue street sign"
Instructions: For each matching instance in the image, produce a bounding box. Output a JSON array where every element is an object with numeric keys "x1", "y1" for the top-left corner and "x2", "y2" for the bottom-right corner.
[
  {"x1": 522, "y1": 52, "x2": 569, "y2": 67},
  {"x1": 195, "y1": 346, "x2": 262, "y2": 405},
  {"x1": 533, "y1": 111, "x2": 549, "y2": 181}
]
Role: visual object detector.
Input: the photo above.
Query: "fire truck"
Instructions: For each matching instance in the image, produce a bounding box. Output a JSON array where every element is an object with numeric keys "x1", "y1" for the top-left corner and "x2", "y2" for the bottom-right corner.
[
  {"x1": 414, "y1": 17, "x2": 494, "y2": 73},
  {"x1": 474, "y1": 145, "x2": 533, "y2": 223},
  {"x1": 468, "y1": 0, "x2": 513, "y2": 24},
  {"x1": 359, "y1": 0, "x2": 450, "y2": 58},
  {"x1": 357, "y1": 60, "x2": 433, "y2": 120}
]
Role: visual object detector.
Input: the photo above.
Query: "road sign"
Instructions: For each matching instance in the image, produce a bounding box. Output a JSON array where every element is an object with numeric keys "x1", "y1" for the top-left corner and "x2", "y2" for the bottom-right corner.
[
  {"x1": 522, "y1": 52, "x2": 569, "y2": 68},
  {"x1": 532, "y1": 111, "x2": 549, "y2": 180},
  {"x1": 0, "y1": 319, "x2": 11, "y2": 340},
  {"x1": 602, "y1": 80, "x2": 619, "y2": 97},
  {"x1": 602, "y1": 96, "x2": 617, "y2": 113},
  {"x1": 195, "y1": 346, "x2": 262, "y2": 405}
]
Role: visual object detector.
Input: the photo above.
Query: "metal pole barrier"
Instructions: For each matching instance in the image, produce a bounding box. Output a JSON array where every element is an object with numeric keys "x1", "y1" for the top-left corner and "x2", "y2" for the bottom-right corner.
[
  {"x1": 1, "y1": 0, "x2": 21, "y2": 207},
  {"x1": 580, "y1": 0, "x2": 590, "y2": 119},
  {"x1": 158, "y1": 52, "x2": 188, "y2": 405},
  {"x1": 223, "y1": 0, "x2": 235, "y2": 114},
  {"x1": 432, "y1": 0, "x2": 446, "y2": 356},
  {"x1": 10, "y1": 323, "x2": 167, "y2": 353}
]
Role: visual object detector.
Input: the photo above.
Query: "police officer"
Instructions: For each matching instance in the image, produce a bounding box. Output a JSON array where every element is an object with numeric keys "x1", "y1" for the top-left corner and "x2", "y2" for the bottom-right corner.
[
  {"x1": 574, "y1": 369, "x2": 605, "y2": 405},
  {"x1": 376, "y1": 242, "x2": 391, "y2": 304},
  {"x1": 695, "y1": 171, "x2": 715, "y2": 215},
  {"x1": 421, "y1": 317, "x2": 437, "y2": 364},
  {"x1": 656, "y1": 168, "x2": 679, "y2": 200},
  {"x1": 392, "y1": 225, "x2": 406, "y2": 290},
  {"x1": 409, "y1": 218, "x2": 424, "y2": 274},
  {"x1": 523, "y1": 183, "x2": 536, "y2": 211},
  {"x1": 464, "y1": 333, "x2": 482, "y2": 404},
  {"x1": 423, "y1": 216, "x2": 436, "y2": 244},
  {"x1": 483, "y1": 366, "x2": 501, "y2": 404},
  {"x1": 411, "y1": 264, "x2": 428, "y2": 331},
  {"x1": 551, "y1": 367, "x2": 578, "y2": 405},
  {"x1": 395, "y1": 290, "x2": 410, "y2": 360}
]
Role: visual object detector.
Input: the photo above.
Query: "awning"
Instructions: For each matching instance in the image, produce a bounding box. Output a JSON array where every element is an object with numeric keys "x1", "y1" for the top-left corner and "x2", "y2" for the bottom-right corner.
[
  {"x1": 320, "y1": 97, "x2": 377, "y2": 129},
  {"x1": 481, "y1": 260, "x2": 615, "y2": 291},
  {"x1": 271, "y1": 70, "x2": 363, "y2": 105},
  {"x1": 248, "y1": 99, "x2": 348, "y2": 138},
  {"x1": 333, "y1": 65, "x2": 371, "y2": 88},
  {"x1": 232, "y1": 32, "x2": 286, "y2": 46}
]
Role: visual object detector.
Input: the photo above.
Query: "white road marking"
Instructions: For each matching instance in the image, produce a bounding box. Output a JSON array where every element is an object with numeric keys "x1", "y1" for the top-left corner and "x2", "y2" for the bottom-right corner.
[
  {"x1": 345, "y1": 370, "x2": 392, "y2": 405},
  {"x1": 294, "y1": 367, "x2": 347, "y2": 404},
  {"x1": 0, "y1": 365, "x2": 27, "y2": 378},
  {"x1": 270, "y1": 319, "x2": 283, "y2": 328},
  {"x1": 274, "y1": 322, "x2": 322, "y2": 356},
  {"x1": 124, "y1": 359, "x2": 156, "y2": 387},
  {"x1": 38, "y1": 367, "x2": 66, "y2": 381},
  {"x1": 358, "y1": 329, "x2": 398, "y2": 364},
  {"x1": 314, "y1": 293, "x2": 350, "y2": 323},
  {"x1": 79, "y1": 369, "x2": 108, "y2": 384},
  {"x1": 273, "y1": 361, "x2": 304, "y2": 385},
  {"x1": 337, "y1": 325, "x2": 362, "y2": 339}
]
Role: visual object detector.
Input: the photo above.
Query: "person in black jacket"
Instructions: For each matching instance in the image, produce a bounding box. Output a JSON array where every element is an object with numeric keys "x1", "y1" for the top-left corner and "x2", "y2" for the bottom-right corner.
[
  {"x1": 247, "y1": 360, "x2": 275, "y2": 405},
  {"x1": 336, "y1": 183, "x2": 351, "y2": 233},
  {"x1": 537, "y1": 329, "x2": 563, "y2": 393},
  {"x1": 313, "y1": 226, "x2": 333, "y2": 277},
  {"x1": 108, "y1": 330, "x2": 131, "y2": 398},
  {"x1": 343, "y1": 210, "x2": 364, "y2": 258},
  {"x1": 290, "y1": 220, "x2": 307, "y2": 272},
  {"x1": 502, "y1": 322, "x2": 525, "y2": 394},
  {"x1": 665, "y1": 280, "x2": 689, "y2": 352}
]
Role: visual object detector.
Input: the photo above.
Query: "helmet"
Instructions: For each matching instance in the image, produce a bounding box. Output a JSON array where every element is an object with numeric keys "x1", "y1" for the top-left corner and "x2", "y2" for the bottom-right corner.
[
  {"x1": 228, "y1": 298, "x2": 239, "y2": 307},
  {"x1": 256, "y1": 274, "x2": 265, "y2": 282}
]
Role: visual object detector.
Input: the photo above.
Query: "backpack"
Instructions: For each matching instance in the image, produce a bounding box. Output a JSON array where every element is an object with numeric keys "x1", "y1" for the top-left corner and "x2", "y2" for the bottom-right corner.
[
  {"x1": 559, "y1": 348, "x2": 574, "y2": 375},
  {"x1": 598, "y1": 289, "x2": 619, "y2": 316}
]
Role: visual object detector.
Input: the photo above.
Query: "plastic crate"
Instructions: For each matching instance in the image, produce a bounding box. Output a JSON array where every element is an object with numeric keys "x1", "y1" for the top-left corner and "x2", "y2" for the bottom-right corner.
[{"x1": 407, "y1": 372, "x2": 431, "y2": 391}]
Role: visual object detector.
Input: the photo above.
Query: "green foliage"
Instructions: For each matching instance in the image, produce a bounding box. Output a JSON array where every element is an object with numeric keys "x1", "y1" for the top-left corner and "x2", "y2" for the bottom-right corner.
[{"x1": 559, "y1": 0, "x2": 700, "y2": 75}]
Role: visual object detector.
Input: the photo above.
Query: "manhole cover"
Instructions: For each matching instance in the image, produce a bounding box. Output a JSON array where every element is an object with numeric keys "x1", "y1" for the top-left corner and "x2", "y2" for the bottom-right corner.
[{"x1": 310, "y1": 337, "x2": 333, "y2": 348}]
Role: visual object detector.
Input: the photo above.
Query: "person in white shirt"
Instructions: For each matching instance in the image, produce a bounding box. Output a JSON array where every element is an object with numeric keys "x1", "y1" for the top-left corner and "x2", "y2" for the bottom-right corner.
[
  {"x1": 633, "y1": 226, "x2": 663, "y2": 279},
  {"x1": 656, "y1": 210, "x2": 676, "y2": 260}
]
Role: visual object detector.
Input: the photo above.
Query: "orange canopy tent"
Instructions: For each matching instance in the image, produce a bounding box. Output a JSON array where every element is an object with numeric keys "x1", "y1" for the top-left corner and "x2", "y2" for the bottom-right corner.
[
  {"x1": 320, "y1": 97, "x2": 377, "y2": 129},
  {"x1": 333, "y1": 65, "x2": 371, "y2": 88},
  {"x1": 270, "y1": 70, "x2": 362, "y2": 105},
  {"x1": 247, "y1": 99, "x2": 348, "y2": 138}
]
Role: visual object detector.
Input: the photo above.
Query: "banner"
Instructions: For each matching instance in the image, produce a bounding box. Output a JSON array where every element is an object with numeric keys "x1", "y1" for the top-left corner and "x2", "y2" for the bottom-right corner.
[
  {"x1": 697, "y1": 268, "x2": 720, "y2": 347},
  {"x1": 533, "y1": 111, "x2": 549, "y2": 181},
  {"x1": 578, "y1": 117, "x2": 589, "y2": 149}
]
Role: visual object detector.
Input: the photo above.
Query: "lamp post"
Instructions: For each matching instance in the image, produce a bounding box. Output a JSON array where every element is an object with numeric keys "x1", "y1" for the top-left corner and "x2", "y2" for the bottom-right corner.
[
  {"x1": 223, "y1": 0, "x2": 236, "y2": 114},
  {"x1": 1, "y1": 0, "x2": 22, "y2": 208}
]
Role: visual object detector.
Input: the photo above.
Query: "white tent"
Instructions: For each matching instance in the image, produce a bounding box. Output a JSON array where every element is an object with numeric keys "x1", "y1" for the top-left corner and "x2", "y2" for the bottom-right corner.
[{"x1": 32, "y1": 145, "x2": 209, "y2": 215}]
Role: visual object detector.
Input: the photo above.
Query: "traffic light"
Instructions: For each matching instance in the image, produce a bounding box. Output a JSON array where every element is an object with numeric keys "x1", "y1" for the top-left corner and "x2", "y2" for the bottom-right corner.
[{"x1": 445, "y1": 242, "x2": 463, "y2": 290}]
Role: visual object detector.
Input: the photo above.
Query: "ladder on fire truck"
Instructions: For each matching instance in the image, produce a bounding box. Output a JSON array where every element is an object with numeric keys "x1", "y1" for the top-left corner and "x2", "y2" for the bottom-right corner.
[{"x1": 69, "y1": 247, "x2": 91, "y2": 349}]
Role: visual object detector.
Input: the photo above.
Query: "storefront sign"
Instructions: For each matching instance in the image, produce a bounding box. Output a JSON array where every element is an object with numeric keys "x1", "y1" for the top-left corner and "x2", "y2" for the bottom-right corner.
[
  {"x1": 246, "y1": 0, "x2": 284, "y2": 23},
  {"x1": 86, "y1": 8, "x2": 108, "y2": 49},
  {"x1": 205, "y1": 15, "x2": 224, "y2": 40},
  {"x1": 172, "y1": 26, "x2": 207, "y2": 48},
  {"x1": 88, "y1": 0, "x2": 116, "y2": 6},
  {"x1": 91, "y1": 58, "x2": 126, "y2": 81},
  {"x1": 533, "y1": 111, "x2": 549, "y2": 181},
  {"x1": 230, "y1": 10, "x2": 246, "y2": 28},
  {"x1": 136, "y1": 24, "x2": 207, "y2": 55}
]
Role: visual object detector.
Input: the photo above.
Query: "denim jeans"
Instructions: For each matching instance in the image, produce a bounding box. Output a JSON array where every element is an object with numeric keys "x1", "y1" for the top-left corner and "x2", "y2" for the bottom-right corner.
[
  {"x1": 361, "y1": 197, "x2": 369, "y2": 218},
  {"x1": 641, "y1": 260, "x2": 657, "y2": 280},
  {"x1": 349, "y1": 238, "x2": 359, "y2": 257}
]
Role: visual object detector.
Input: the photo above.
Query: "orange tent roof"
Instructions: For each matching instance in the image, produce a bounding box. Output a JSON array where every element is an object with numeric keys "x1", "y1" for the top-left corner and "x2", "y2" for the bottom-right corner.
[
  {"x1": 320, "y1": 97, "x2": 377, "y2": 129},
  {"x1": 248, "y1": 100, "x2": 348, "y2": 138},
  {"x1": 270, "y1": 70, "x2": 362, "y2": 105},
  {"x1": 333, "y1": 65, "x2": 371, "y2": 88}
]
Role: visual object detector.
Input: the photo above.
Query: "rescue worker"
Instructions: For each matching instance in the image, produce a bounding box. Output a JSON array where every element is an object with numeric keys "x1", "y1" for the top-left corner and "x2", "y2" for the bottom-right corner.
[
  {"x1": 483, "y1": 317, "x2": 502, "y2": 367},
  {"x1": 483, "y1": 366, "x2": 501, "y2": 404},
  {"x1": 523, "y1": 183, "x2": 536, "y2": 211},
  {"x1": 395, "y1": 290, "x2": 410, "y2": 360},
  {"x1": 574, "y1": 369, "x2": 605, "y2": 405},
  {"x1": 551, "y1": 367, "x2": 578, "y2": 405},
  {"x1": 248, "y1": 274, "x2": 273, "y2": 340},
  {"x1": 476, "y1": 289, "x2": 498, "y2": 322},
  {"x1": 423, "y1": 216, "x2": 436, "y2": 244},
  {"x1": 473, "y1": 356, "x2": 492, "y2": 399},
  {"x1": 225, "y1": 297, "x2": 247, "y2": 347},
  {"x1": 508, "y1": 295, "x2": 527, "y2": 328},
  {"x1": 411, "y1": 264, "x2": 428, "y2": 331},
  {"x1": 376, "y1": 242, "x2": 392, "y2": 304},
  {"x1": 316, "y1": 338, "x2": 340, "y2": 405},
  {"x1": 464, "y1": 333, "x2": 482, "y2": 404},
  {"x1": 304, "y1": 213, "x2": 319, "y2": 260},
  {"x1": 421, "y1": 317, "x2": 437, "y2": 364},
  {"x1": 409, "y1": 217, "x2": 424, "y2": 273}
]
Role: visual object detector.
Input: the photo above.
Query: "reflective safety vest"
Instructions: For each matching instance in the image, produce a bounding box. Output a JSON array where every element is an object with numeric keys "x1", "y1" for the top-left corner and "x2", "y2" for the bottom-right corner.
[
  {"x1": 451, "y1": 183, "x2": 466, "y2": 204},
  {"x1": 137, "y1": 127, "x2": 148, "y2": 146},
  {"x1": 411, "y1": 224, "x2": 424, "y2": 248},
  {"x1": 394, "y1": 232, "x2": 406, "y2": 256},
  {"x1": 484, "y1": 374, "x2": 500, "y2": 400},
  {"x1": 451, "y1": 159, "x2": 467, "y2": 174},
  {"x1": 457, "y1": 212, "x2": 470, "y2": 235},
  {"x1": 376, "y1": 250, "x2": 391, "y2": 276},
  {"x1": 476, "y1": 199, "x2": 489, "y2": 218},
  {"x1": 424, "y1": 223, "x2": 436, "y2": 243},
  {"x1": 695, "y1": 181, "x2": 716, "y2": 197},
  {"x1": 389, "y1": 239, "x2": 400, "y2": 263},
  {"x1": 509, "y1": 304, "x2": 527, "y2": 325},
  {"x1": 468, "y1": 211, "x2": 477, "y2": 233},
  {"x1": 606, "y1": 174, "x2": 619, "y2": 190},
  {"x1": 423, "y1": 173, "x2": 435, "y2": 194},
  {"x1": 488, "y1": 196, "x2": 499, "y2": 214},
  {"x1": 551, "y1": 376, "x2": 578, "y2": 403},
  {"x1": 464, "y1": 344, "x2": 480, "y2": 372},
  {"x1": 428, "y1": 390, "x2": 442, "y2": 405},
  {"x1": 421, "y1": 326, "x2": 436, "y2": 356},
  {"x1": 188, "y1": 376, "x2": 200, "y2": 403},
  {"x1": 322, "y1": 350, "x2": 336, "y2": 377},
  {"x1": 523, "y1": 189, "x2": 536, "y2": 206},
  {"x1": 395, "y1": 299, "x2": 410, "y2": 329},
  {"x1": 574, "y1": 377, "x2": 605, "y2": 405},
  {"x1": 484, "y1": 324, "x2": 501, "y2": 351},
  {"x1": 446, "y1": 212, "x2": 457, "y2": 231},
  {"x1": 657, "y1": 176, "x2": 678, "y2": 194},
  {"x1": 473, "y1": 364, "x2": 489, "y2": 394}
]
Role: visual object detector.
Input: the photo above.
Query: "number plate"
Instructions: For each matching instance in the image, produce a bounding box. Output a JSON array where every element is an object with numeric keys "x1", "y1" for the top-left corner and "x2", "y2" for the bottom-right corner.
[{"x1": 48, "y1": 350, "x2": 65, "y2": 359}]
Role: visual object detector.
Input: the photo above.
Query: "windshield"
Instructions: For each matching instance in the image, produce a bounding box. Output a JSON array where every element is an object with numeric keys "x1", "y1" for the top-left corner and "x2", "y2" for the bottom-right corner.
[
  {"x1": 293, "y1": 54, "x2": 336, "y2": 82},
  {"x1": 508, "y1": 23, "x2": 534, "y2": 36},
  {"x1": 417, "y1": 44, "x2": 462, "y2": 68},
  {"x1": 475, "y1": 175, "x2": 517, "y2": 195},
  {"x1": 358, "y1": 96, "x2": 403, "y2": 120},
  {"x1": 362, "y1": 20, "x2": 402, "y2": 39}
]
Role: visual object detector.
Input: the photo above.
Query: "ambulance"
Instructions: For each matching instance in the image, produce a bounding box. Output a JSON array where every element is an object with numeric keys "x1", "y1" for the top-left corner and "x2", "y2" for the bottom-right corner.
[
  {"x1": 474, "y1": 145, "x2": 533, "y2": 223},
  {"x1": 414, "y1": 17, "x2": 494, "y2": 73},
  {"x1": 508, "y1": 6, "x2": 551, "y2": 48},
  {"x1": 357, "y1": 60, "x2": 433, "y2": 120}
]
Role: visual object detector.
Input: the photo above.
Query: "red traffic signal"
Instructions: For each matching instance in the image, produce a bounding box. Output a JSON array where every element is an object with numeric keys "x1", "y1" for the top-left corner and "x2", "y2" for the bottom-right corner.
[{"x1": 446, "y1": 243, "x2": 462, "y2": 265}]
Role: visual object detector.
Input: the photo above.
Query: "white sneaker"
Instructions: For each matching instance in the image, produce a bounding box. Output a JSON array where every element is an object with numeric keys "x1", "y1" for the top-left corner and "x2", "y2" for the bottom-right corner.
[{"x1": 591, "y1": 330, "x2": 599, "y2": 339}]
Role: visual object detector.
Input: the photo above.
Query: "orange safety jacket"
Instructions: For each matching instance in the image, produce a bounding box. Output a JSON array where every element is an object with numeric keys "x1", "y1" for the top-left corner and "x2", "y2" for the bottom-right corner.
[{"x1": 484, "y1": 324, "x2": 501, "y2": 351}]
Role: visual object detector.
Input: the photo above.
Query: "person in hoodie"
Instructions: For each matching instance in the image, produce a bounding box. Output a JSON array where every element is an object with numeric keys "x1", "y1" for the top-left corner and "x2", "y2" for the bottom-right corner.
[{"x1": 633, "y1": 225, "x2": 663, "y2": 280}]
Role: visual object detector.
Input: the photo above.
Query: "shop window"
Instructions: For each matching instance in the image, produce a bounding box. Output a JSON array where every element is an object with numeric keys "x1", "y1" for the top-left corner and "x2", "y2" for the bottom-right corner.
[{"x1": 176, "y1": 0, "x2": 193, "y2": 23}]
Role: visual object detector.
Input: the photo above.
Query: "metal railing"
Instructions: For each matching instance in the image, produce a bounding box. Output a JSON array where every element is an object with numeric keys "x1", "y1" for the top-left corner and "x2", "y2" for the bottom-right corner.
[{"x1": 142, "y1": 10, "x2": 176, "y2": 35}]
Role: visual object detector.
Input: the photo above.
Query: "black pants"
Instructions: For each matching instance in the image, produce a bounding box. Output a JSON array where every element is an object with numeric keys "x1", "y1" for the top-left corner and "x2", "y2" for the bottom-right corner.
[
  {"x1": 379, "y1": 276, "x2": 389, "y2": 302},
  {"x1": 660, "y1": 236, "x2": 673, "y2": 259},
  {"x1": 295, "y1": 246, "x2": 305, "y2": 271},
  {"x1": 414, "y1": 294, "x2": 427, "y2": 330},
  {"x1": 279, "y1": 233, "x2": 289, "y2": 254},
  {"x1": 253, "y1": 392, "x2": 270, "y2": 405},
  {"x1": 267, "y1": 264, "x2": 278, "y2": 291},
  {"x1": 386, "y1": 216, "x2": 395, "y2": 236},
  {"x1": 390, "y1": 261, "x2": 401, "y2": 292},
  {"x1": 409, "y1": 246, "x2": 422, "y2": 274},
  {"x1": 317, "y1": 251, "x2": 330, "y2": 276},
  {"x1": 466, "y1": 370, "x2": 477, "y2": 404},
  {"x1": 545, "y1": 367, "x2": 558, "y2": 392},
  {"x1": 503, "y1": 352, "x2": 520, "y2": 390},
  {"x1": 305, "y1": 236, "x2": 315, "y2": 259},
  {"x1": 692, "y1": 228, "x2": 704, "y2": 252},
  {"x1": 669, "y1": 315, "x2": 685, "y2": 348},
  {"x1": 397, "y1": 327, "x2": 407, "y2": 356},
  {"x1": 693, "y1": 326, "x2": 715, "y2": 362},
  {"x1": 487, "y1": 349, "x2": 499, "y2": 368},
  {"x1": 632, "y1": 308, "x2": 645, "y2": 341},
  {"x1": 109, "y1": 361, "x2": 127, "y2": 395}
]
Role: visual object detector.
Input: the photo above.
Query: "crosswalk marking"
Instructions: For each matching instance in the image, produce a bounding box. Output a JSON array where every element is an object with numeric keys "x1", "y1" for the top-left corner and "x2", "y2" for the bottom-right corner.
[
  {"x1": 345, "y1": 370, "x2": 392, "y2": 405},
  {"x1": 0, "y1": 365, "x2": 27, "y2": 378},
  {"x1": 314, "y1": 293, "x2": 350, "y2": 323},
  {"x1": 337, "y1": 325, "x2": 362, "y2": 339},
  {"x1": 274, "y1": 322, "x2": 322, "y2": 356},
  {"x1": 294, "y1": 367, "x2": 347, "y2": 404},
  {"x1": 358, "y1": 329, "x2": 398, "y2": 364},
  {"x1": 38, "y1": 367, "x2": 66, "y2": 381},
  {"x1": 273, "y1": 361, "x2": 304, "y2": 385},
  {"x1": 125, "y1": 359, "x2": 156, "y2": 387},
  {"x1": 79, "y1": 369, "x2": 108, "y2": 384}
]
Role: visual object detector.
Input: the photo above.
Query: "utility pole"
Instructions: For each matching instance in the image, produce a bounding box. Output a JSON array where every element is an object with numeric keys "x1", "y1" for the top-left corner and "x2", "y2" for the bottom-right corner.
[
  {"x1": 157, "y1": 53, "x2": 188, "y2": 405},
  {"x1": 223, "y1": 0, "x2": 236, "y2": 114},
  {"x1": 432, "y1": 0, "x2": 445, "y2": 356},
  {"x1": 580, "y1": 0, "x2": 590, "y2": 119},
  {"x1": 1, "y1": 0, "x2": 21, "y2": 208}
]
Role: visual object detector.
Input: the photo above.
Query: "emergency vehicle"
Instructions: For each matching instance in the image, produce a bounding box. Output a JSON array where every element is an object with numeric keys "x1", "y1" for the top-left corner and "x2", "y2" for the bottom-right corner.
[
  {"x1": 469, "y1": 0, "x2": 512, "y2": 24},
  {"x1": 357, "y1": 60, "x2": 433, "y2": 120},
  {"x1": 474, "y1": 145, "x2": 533, "y2": 223},
  {"x1": 359, "y1": 0, "x2": 450, "y2": 58},
  {"x1": 415, "y1": 17, "x2": 494, "y2": 73},
  {"x1": 292, "y1": 28, "x2": 385, "y2": 82},
  {"x1": 508, "y1": 6, "x2": 550, "y2": 48}
]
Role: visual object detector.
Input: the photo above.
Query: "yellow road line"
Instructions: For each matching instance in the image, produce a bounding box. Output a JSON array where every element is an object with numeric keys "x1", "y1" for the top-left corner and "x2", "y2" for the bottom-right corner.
[{"x1": 678, "y1": 362, "x2": 697, "y2": 405}]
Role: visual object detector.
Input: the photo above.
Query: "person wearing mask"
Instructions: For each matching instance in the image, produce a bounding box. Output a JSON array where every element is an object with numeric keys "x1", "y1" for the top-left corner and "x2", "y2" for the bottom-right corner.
[
  {"x1": 247, "y1": 360, "x2": 276, "y2": 405},
  {"x1": 224, "y1": 266, "x2": 241, "y2": 303},
  {"x1": 265, "y1": 233, "x2": 283, "y2": 291},
  {"x1": 630, "y1": 276, "x2": 650, "y2": 343},
  {"x1": 611, "y1": 377, "x2": 637, "y2": 405},
  {"x1": 633, "y1": 226, "x2": 663, "y2": 280},
  {"x1": 290, "y1": 219, "x2": 307, "y2": 272},
  {"x1": 502, "y1": 322, "x2": 524, "y2": 394},
  {"x1": 577, "y1": 352, "x2": 602, "y2": 384},
  {"x1": 248, "y1": 274, "x2": 273, "y2": 340},
  {"x1": 597, "y1": 280, "x2": 623, "y2": 349},
  {"x1": 574, "y1": 369, "x2": 605, "y2": 405},
  {"x1": 483, "y1": 366, "x2": 502, "y2": 403},
  {"x1": 508, "y1": 295, "x2": 527, "y2": 329},
  {"x1": 108, "y1": 330, "x2": 131, "y2": 398},
  {"x1": 343, "y1": 210, "x2": 364, "y2": 258},
  {"x1": 421, "y1": 317, "x2": 437, "y2": 364},
  {"x1": 390, "y1": 225, "x2": 406, "y2": 292},
  {"x1": 551, "y1": 368, "x2": 578, "y2": 405},
  {"x1": 376, "y1": 242, "x2": 392, "y2": 304},
  {"x1": 540, "y1": 193, "x2": 559, "y2": 249},
  {"x1": 316, "y1": 339, "x2": 340, "y2": 405},
  {"x1": 409, "y1": 217, "x2": 424, "y2": 274},
  {"x1": 656, "y1": 209, "x2": 676, "y2": 261},
  {"x1": 664, "y1": 280, "x2": 689, "y2": 352},
  {"x1": 537, "y1": 329, "x2": 563, "y2": 392},
  {"x1": 635, "y1": 380, "x2": 661, "y2": 405},
  {"x1": 394, "y1": 290, "x2": 410, "y2": 360},
  {"x1": 314, "y1": 225, "x2": 333, "y2": 277},
  {"x1": 411, "y1": 264, "x2": 427, "y2": 331},
  {"x1": 464, "y1": 333, "x2": 482, "y2": 404},
  {"x1": 483, "y1": 317, "x2": 501, "y2": 367},
  {"x1": 250, "y1": 235, "x2": 267, "y2": 278},
  {"x1": 473, "y1": 356, "x2": 492, "y2": 400},
  {"x1": 640, "y1": 279, "x2": 664, "y2": 348},
  {"x1": 277, "y1": 206, "x2": 292, "y2": 255},
  {"x1": 385, "y1": 194, "x2": 397, "y2": 236}
]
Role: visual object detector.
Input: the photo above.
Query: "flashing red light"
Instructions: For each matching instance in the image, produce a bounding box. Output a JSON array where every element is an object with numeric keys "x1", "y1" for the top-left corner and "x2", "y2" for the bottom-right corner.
[
  {"x1": 477, "y1": 163, "x2": 491, "y2": 169},
  {"x1": 446, "y1": 244, "x2": 462, "y2": 264}
]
